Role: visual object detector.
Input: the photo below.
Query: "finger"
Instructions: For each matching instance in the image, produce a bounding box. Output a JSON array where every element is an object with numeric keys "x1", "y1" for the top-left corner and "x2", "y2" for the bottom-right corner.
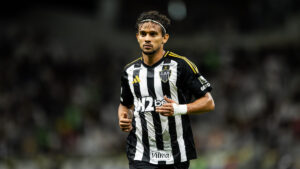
[
  {"x1": 120, "y1": 125, "x2": 131, "y2": 129},
  {"x1": 120, "y1": 119, "x2": 132, "y2": 124},
  {"x1": 164, "y1": 96, "x2": 175, "y2": 103},
  {"x1": 120, "y1": 123, "x2": 131, "y2": 127},
  {"x1": 120, "y1": 119, "x2": 132, "y2": 123},
  {"x1": 119, "y1": 122, "x2": 132, "y2": 127},
  {"x1": 123, "y1": 112, "x2": 128, "y2": 119},
  {"x1": 156, "y1": 105, "x2": 172, "y2": 109},
  {"x1": 156, "y1": 109, "x2": 172, "y2": 113},
  {"x1": 126, "y1": 126, "x2": 133, "y2": 131},
  {"x1": 120, "y1": 125, "x2": 131, "y2": 130},
  {"x1": 120, "y1": 122, "x2": 131, "y2": 126},
  {"x1": 123, "y1": 128, "x2": 132, "y2": 132},
  {"x1": 160, "y1": 112, "x2": 172, "y2": 116},
  {"x1": 161, "y1": 103, "x2": 173, "y2": 107},
  {"x1": 121, "y1": 127, "x2": 129, "y2": 131},
  {"x1": 156, "y1": 106, "x2": 172, "y2": 111},
  {"x1": 121, "y1": 125, "x2": 132, "y2": 132}
]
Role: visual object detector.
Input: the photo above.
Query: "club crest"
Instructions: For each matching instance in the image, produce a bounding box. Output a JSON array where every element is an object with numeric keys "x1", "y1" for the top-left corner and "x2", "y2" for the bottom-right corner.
[
  {"x1": 159, "y1": 69, "x2": 171, "y2": 83},
  {"x1": 198, "y1": 75, "x2": 208, "y2": 85}
]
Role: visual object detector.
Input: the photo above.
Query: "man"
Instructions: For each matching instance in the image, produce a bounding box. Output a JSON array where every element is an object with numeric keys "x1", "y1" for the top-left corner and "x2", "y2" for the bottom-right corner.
[{"x1": 118, "y1": 10, "x2": 215, "y2": 169}]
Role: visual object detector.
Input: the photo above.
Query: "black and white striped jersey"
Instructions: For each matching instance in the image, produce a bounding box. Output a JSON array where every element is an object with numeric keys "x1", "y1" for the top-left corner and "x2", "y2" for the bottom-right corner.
[{"x1": 120, "y1": 51, "x2": 212, "y2": 164}]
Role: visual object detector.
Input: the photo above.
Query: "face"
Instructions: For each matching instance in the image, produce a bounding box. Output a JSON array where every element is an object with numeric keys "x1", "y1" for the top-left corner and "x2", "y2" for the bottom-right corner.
[{"x1": 136, "y1": 22, "x2": 169, "y2": 55}]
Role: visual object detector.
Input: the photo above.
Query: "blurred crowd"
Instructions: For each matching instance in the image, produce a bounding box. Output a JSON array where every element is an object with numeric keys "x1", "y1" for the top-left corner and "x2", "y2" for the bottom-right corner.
[
  {"x1": 0, "y1": 25, "x2": 127, "y2": 168},
  {"x1": 1, "y1": 9, "x2": 300, "y2": 169}
]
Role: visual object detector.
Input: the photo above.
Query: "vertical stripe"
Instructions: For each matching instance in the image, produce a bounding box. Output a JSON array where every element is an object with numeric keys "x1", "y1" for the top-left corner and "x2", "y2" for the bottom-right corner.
[
  {"x1": 181, "y1": 114, "x2": 197, "y2": 160},
  {"x1": 147, "y1": 67, "x2": 165, "y2": 165},
  {"x1": 139, "y1": 109, "x2": 150, "y2": 161},
  {"x1": 126, "y1": 66, "x2": 138, "y2": 160},
  {"x1": 161, "y1": 58, "x2": 181, "y2": 163},
  {"x1": 130, "y1": 63, "x2": 144, "y2": 161},
  {"x1": 132, "y1": 63, "x2": 150, "y2": 162},
  {"x1": 147, "y1": 68, "x2": 164, "y2": 151},
  {"x1": 138, "y1": 66, "x2": 153, "y2": 163},
  {"x1": 176, "y1": 85, "x2": 197, "y2": 160},
  {"x1": 154, "y1": 64, "x2": 172, "y2": 164},
  {"x1": 169, "y1": 60, "x2": 187, "y2": 162}
]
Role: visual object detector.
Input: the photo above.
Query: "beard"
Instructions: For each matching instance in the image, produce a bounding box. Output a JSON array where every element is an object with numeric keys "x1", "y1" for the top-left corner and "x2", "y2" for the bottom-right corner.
[
  {"x1": 142, "y1": 47, "x2": 159, "y2": 56},
  {"x1": 142, "y1": 50, "x2": 156, "y2": 55}
]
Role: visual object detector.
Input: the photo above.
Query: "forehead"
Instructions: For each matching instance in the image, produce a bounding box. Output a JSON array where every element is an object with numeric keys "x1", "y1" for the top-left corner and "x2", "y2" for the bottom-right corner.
[{"x1": 138, "y1": 22, "x2": 161, "y2": 32}]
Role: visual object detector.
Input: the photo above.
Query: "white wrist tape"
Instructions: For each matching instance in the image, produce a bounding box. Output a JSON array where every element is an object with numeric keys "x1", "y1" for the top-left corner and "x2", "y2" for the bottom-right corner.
[{"x1": 172, "y1": 103, "x2": 187, "y2": 116}]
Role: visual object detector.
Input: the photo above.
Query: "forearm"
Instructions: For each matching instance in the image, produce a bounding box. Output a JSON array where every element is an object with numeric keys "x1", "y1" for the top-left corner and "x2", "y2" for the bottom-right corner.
[
  {"x1": 186, "y1": 92, "x2": 215, "y2": 114},
  {"x1": 156, "y1": 93, "x2": 214, "y2": 116}
]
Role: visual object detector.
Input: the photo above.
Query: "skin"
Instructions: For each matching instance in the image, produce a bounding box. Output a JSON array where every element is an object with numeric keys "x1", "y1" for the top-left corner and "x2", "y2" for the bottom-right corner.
[
  {"x1": 136, "y1": 22, "x2": 169, "y2": 66},
  {"x1": 118, "y1": 21, "x2": 215, "y2": 132},
  {"x1": 119, "y1": 104, "x2": 133, "y2": 132}
]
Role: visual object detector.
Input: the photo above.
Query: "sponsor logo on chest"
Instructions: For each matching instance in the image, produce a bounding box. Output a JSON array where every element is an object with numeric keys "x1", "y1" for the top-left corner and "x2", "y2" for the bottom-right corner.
[{"x1": 136, "y1": 97, "x2": 166, "y2": 112}]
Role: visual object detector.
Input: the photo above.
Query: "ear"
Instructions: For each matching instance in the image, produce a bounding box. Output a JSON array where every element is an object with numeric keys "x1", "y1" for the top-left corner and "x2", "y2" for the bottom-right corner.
[{"x1": 162, "y1": 33, "x2": 169, "y2": 44}]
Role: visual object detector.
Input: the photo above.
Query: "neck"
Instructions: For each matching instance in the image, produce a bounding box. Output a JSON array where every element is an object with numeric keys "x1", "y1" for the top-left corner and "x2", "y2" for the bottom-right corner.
[{"x1": 142, "y1": 49, "x2": 165, "y2": 66}]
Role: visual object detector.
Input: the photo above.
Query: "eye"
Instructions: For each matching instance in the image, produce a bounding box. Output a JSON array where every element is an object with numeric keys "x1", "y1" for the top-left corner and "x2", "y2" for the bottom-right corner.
[
  {"x1": 150, "y1": 32, "x2": 157, "y2": 36},
  {"x1": 140, "y1": 31, "x2": 146, "y2": 36}
]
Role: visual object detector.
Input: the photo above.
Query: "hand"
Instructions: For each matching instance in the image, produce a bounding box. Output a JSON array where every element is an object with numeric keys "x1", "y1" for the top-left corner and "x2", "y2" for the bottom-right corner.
[
  {"x1": 156, "y1": 96, "x2": 176, "y2": 116},
  {"x1": 119, "y1": 111, "x2": 132, "y2": 132}
]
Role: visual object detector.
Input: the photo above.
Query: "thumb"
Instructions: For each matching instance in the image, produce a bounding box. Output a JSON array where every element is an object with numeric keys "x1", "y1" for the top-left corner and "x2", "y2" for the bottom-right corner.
[
  {"x1": 164, "y1": 96, "x2": 175, "y2": 103},
  {"x1": 123, "y1": 112, "x2": 128, "y2": 119}
]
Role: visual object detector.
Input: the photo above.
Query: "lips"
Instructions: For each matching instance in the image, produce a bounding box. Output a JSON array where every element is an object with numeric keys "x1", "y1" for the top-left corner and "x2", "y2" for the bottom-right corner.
[{"x1": 143, "y1": 44, "x2": 152, "y2": 49}]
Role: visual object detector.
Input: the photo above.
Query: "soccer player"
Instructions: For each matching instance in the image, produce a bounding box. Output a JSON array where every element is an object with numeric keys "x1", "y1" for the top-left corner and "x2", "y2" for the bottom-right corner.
[{"x1": 118, "y1": 10, "x2": 215, "y2": 169}]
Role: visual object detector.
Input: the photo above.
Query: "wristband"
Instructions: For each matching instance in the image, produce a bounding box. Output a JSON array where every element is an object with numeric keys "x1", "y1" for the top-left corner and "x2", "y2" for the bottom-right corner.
[{"x1": 172, "y1": 103, "x2": 187, "y2": 116}]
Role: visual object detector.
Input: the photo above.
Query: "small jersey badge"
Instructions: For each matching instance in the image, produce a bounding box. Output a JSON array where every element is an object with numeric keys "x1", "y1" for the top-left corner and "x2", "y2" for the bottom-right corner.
[
  {"x1": 132, "y1": 75, "x2": 141, "y2": 84},
  {"x1": 198, "y1": 75, "x2": 208, "y2": 85},
  {"x1": 159, "y1": 69, "x2": 171, "y2": 83}
]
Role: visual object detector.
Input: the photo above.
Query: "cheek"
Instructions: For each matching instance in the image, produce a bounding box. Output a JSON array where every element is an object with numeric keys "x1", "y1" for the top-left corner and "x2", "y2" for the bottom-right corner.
[
  {"x1": 137, "y1": 39, "x2": 143, "y2": 45},
  {"x1": 154, "y1": 39, "x2": 163, "y2": 45}
]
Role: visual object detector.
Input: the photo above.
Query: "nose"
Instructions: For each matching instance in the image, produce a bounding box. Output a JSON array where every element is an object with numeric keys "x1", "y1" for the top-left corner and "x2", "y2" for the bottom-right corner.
[
  {"x1": 144, "y1": 34, "x2": 151, "y2": 42},
  {"x1": 145, "y1": 39, "x2": 151, "y2": 44}
]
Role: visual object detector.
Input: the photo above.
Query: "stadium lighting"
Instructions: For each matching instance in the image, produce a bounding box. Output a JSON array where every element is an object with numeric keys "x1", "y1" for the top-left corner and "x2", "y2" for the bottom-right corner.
[{"x1": 168, "y1": 0, "x2": 187, "y2": 21}]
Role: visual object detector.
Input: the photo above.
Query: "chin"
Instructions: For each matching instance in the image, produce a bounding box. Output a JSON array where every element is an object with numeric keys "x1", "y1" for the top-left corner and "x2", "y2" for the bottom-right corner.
[{"x1": 142, "y1": 50, "x2": 156, "y2": 55}]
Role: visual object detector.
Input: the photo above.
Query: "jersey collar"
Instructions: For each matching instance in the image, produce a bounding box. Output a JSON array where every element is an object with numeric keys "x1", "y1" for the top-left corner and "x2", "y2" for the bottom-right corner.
[{"x1": 141, "y1": 51, "x2": 169, "y2": 68}]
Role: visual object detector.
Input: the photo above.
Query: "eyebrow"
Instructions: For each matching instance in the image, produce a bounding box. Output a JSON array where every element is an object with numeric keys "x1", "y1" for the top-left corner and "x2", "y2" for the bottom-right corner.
[
  {"x1": 140, "y1": 30, "x2": 158, "y2": 33},
  {"x1": 139, "y1": 30, "x2": 159, "y2": 36}
]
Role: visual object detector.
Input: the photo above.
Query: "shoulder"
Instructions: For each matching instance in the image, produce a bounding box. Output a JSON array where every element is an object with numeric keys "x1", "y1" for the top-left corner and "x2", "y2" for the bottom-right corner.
[
  {"x1": 167, "y1": 51, "x2": 199, "y2": 74},
  {"x1": 123, "y1": 57, "x2": 142, "y2": 71}
]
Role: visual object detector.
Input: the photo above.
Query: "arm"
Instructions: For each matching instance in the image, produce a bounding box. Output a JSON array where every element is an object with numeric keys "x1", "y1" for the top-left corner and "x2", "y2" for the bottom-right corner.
[
  {"x1": 186, "y1": 92, "x2": 215, "y2": 114},
  {"x1": 156, "y1": 93, "x2": 214, "y2": 116},
  {"x1": 118, "y1": 103, "x2": 133, "y2": 132},
  {"x1": 156, "y1": 57, "x2": 214, "y2": 116},
  {"x1": 119, "y1": 70, "x2": 134, "y2": 132}
]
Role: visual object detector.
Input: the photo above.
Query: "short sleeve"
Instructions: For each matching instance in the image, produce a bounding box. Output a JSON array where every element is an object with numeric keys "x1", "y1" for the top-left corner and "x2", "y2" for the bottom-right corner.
[
  {"x1": 180, "y1": 60, "x2": 212, "y2": 99},
  {"x1": 120, "y1": 70, "x2": 134, "y2": 107}
]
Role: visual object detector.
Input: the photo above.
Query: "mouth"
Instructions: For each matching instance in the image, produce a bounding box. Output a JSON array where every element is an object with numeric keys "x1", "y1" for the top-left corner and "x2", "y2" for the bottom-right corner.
[{"x1": 143, "y1": 44, "x2": 152, "y2": 49}]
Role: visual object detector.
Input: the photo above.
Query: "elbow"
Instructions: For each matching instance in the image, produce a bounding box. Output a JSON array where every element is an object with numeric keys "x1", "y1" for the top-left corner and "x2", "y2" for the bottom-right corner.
[
  {"x1": 208, "y1": 98, "x2": 215, "y2": 111},
  {"x1": 191, "y1": 93, "x2": 215, "y2": 114},
  {"x1": 206, "y1": 93, "x2": 215, "y2": 112}
]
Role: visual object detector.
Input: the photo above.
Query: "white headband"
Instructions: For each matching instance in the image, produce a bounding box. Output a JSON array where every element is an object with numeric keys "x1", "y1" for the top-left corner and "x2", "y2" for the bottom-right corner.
[{"x1": 140, "y1": 19, "x2": 167, "y2": 34}]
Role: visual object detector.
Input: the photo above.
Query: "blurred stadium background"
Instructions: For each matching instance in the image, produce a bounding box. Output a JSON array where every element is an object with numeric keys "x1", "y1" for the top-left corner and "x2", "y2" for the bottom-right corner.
[{"x1": 0, "y1": 0, "x2": 299, "y2": 168}]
